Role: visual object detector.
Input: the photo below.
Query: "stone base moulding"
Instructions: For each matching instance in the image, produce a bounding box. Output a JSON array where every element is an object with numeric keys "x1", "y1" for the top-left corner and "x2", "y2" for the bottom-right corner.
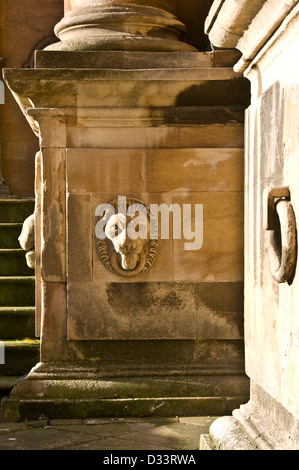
[
  {"x1": 0, "y1": 361, "x2": 250, "y2": 421},
  {"x1": 1, "y1": 398, "x2": 247, "y2": 423},
  {"x1": 200, "y1": 382, "x2": 299, "y2": 450},
  {"x1": 200, "y1": 416, "x2": 259, "y2": 451}
]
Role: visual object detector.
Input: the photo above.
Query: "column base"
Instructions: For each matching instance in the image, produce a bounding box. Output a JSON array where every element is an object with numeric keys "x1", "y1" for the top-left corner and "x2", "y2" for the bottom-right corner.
[
  {"x1": 45, "y1": 35, "x2": 198, "y2": 53},
  {"x1": 0, "y1": 361, "x2": 249, "y2": 422},
  {"x1": 200, "y1": 382, "x2": 299, "y2": 450},
  {"x1": 46, "y1": 5, "x2": 197, "y2": 53},
  {"x1": 0, "y1": 397, "x2": 244, "y2": 422},
  {"x1": 200, "y1": 415, "x2": 260, "y2": 450}
]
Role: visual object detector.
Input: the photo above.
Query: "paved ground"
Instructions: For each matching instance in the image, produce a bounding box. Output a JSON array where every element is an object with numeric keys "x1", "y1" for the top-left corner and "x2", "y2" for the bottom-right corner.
[{"x1": 0, "y1": 415, "x2": 218, "y2": 451}]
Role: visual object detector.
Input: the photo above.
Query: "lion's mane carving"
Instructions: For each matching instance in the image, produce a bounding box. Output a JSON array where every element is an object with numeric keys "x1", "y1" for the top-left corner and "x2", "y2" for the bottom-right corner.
[{"x1": 95, "y1": 197, "x2": 158, "y2": 277}]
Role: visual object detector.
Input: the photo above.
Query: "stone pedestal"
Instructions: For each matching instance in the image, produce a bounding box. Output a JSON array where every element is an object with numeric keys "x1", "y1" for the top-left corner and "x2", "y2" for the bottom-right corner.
[
  {"x1": 1, "y1": 1, "x2": 250, "y2": 421},
  {"x1": 201, "y1": 0, "x2": 299, "y2": 450}
]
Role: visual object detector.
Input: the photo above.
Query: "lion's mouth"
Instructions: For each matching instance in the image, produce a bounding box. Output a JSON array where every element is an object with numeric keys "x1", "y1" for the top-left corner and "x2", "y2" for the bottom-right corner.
[
  {"x1": 119, "y1": 253, "x2": 139, "y2": 270},
  {"x1": 110, "y1": 249, "x2": 148, "y2": 277}
]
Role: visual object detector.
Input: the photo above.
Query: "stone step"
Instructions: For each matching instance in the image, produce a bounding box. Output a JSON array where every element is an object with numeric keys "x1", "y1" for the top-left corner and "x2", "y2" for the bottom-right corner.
[
  {"x1": 0, "y1": 223, "x2": 23, "y2": 249},
  {"x1": 0, "y1": 199, "x2": 37, "y2": 396},
  {"x1": 0, "y1": 199, "x2": 34, "y2": 223},
  {"x1": 0, "y1": 307, "x2": 35, "y2": 340},
  {"x1": 0, "y1": 376, "x2": 19, "y2": 396},
  {"x1": 0, "y1": 340, "x2": 40, "y2": 377},
  {"x1": 0, "y1": 277, "x2": 35, "y2": 307},
  {"x1": 0, "y1": 395, "x2": 249, "y2": 421},
  {"x1": 0, "y1": 249, "x2": 33, "y2": 276}
]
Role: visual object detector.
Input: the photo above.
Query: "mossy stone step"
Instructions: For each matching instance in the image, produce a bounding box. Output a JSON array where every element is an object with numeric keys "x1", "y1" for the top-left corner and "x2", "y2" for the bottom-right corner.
[
  {"x1": 0, "y1": 277, "x2": 35, "y2": 307},
  {"x1": 0, "y1": 376, "x2": 20, "y2": 395},
  {"x1": 0, "y1": 199, "x2": 35, "y2": 223},
  {"x1": 0, "y1": 340, "x2": 40, "y2": 376},
  {"x1": 0, "y1": 249, "x2": 33, "y2": 276},
  {"x1": 0, "y1": 223, "x2": 23, "y2": 249},
  {"x1": 0, "y1": 307, "x2": 35, "y2": 340},
  {"x1": 0, "y1": 199, "x2": 37, "y2": 396}
]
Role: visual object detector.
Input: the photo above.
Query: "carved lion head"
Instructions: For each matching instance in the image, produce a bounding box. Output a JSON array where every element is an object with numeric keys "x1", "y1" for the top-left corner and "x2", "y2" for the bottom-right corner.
[{"x1": 95, "y1": 197, "x2": 158, "y2": 277}]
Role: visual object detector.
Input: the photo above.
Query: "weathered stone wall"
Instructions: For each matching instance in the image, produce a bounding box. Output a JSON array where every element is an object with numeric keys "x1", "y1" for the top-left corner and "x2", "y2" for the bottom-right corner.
[{"x1": 244, "y1": 4, "x2": 299, "y2": 423}]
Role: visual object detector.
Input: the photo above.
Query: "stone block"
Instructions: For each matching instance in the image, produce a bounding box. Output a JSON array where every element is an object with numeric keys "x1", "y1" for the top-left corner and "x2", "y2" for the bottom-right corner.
[
  {"x1": 37, "y1": 113, "x2": 68, "y2": 149},
  {"x1": 66, "y1": 147, "x2": 244, "y2": 194},
  {"x1": 73, "y1": 399, "x2": 136, "y2": 419},
  {"x1": 73, "y1": 69, "x2": 249, "y2": 108},
  {"x1": 40, "y1": 148, "x2": 66, "y2": 282},
  {"x1": 132, "y1": 397, "x2": 227, "y2": 418},
  {"x1": 15, "y1": 375, "x2": 248, "y2": 400},
  {"x1": 67, "y1": 193, "x2": 92, "y2": 282},
  {"x1": 67, "y1": 281, "x2": 198, "y2": 340},
  {"x1": 67, "y1": 126, "x2": 180, "y2": 149},
  {"x1": 172, "y1": 191, "x2": 244, "y2": 281},
  {"x1": 39, "y1": 282, "x2": 67, "y2": 362},
  {"x1": 35, "y1": 51, "x2": 212, "y2": 69},
  {"x1": 179, "y1": 125, "x2": 244, "y2": 149},
  {"x1": 67, "y1": 281, "x2": 244, "y2": 341},
  {"x1": 74, "y1": 105, "x2": 245, "y2": 129}
]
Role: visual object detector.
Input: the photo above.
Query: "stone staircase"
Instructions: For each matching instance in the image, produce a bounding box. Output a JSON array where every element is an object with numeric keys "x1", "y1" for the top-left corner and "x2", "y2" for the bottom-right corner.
[{"x1": 0, "y1": 199, "x2": 39, "y2": 397}]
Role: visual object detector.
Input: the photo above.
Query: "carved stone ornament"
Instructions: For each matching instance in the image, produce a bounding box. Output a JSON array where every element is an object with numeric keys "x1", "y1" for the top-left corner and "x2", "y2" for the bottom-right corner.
[{"x1": 95, "y1": 196, "x2": 159, "y2": 277}]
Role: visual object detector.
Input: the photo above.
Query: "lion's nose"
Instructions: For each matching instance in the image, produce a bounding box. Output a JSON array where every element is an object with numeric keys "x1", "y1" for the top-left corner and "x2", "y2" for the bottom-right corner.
[{"x1": 119, "y1": 233, "x2": 134, "y2": 253}]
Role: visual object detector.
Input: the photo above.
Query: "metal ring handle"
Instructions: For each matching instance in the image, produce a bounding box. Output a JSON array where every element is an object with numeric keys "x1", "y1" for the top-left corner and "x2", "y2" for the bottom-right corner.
[{"x1": 270, "y1": 199, "x2": 297, "y2": 284}]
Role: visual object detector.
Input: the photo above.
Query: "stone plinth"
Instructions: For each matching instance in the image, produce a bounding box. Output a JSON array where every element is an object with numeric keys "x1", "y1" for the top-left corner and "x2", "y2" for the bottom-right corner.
[
  {"x1": 202, "y1": 0, "x2": 299, "y2": 450},
  {"x1": 0, "y1": 3, "x2": 250, "y2": 420}
]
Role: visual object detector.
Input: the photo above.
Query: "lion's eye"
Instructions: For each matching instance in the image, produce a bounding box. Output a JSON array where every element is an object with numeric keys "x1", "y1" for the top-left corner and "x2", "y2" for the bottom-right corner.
[{"x1": 110, "y1": 224, "x2": 119, "y2": 237}]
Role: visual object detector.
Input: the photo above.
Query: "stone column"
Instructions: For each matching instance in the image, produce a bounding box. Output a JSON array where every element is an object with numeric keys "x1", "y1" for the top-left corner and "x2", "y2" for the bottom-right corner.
[
  {"x1": 46, "y1": 0, "x2": 197, "y2": 51},
  {"x1": 0, "y1": 58, "x2": 9, "y2": 195}
]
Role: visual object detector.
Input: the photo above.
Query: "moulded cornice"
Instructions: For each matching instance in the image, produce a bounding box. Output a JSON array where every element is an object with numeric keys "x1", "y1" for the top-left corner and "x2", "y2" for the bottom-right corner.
[{"x1": 205, "y1": 0, "x2": 299, "y2": 72}]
